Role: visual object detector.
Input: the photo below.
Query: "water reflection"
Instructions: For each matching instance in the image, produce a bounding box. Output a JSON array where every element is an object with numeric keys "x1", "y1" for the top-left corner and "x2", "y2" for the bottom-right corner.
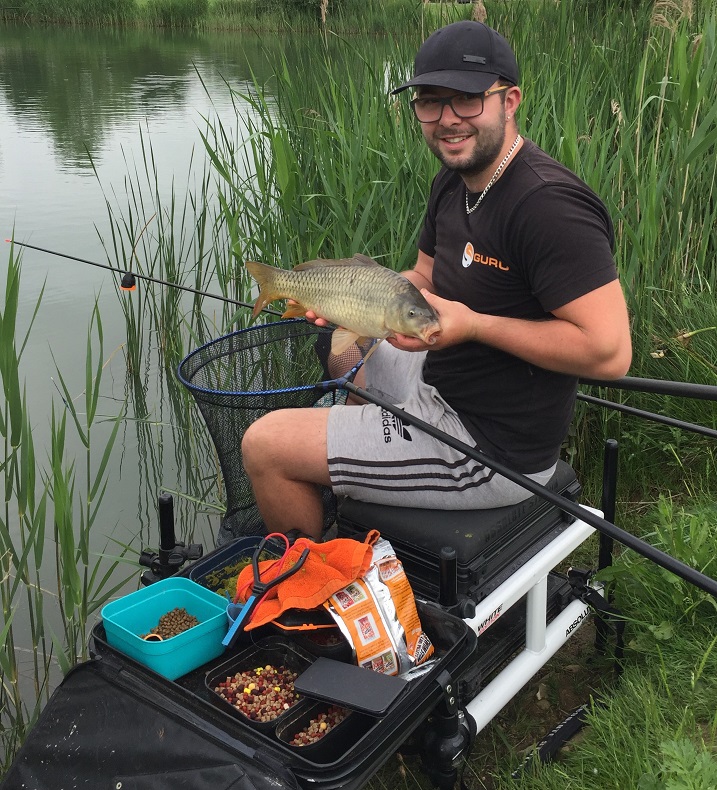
[
  {"x1": 0, "y1": 21, "x2": 402, "y2": 557},
  {"x1": 0, "y1": 24, "x2": 286, "y2": 166}
]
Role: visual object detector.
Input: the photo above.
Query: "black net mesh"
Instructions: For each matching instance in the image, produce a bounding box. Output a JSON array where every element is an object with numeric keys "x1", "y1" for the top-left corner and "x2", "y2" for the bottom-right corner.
[{"x1": 178, "y1": 320, "x2": 355, "y2": 545}]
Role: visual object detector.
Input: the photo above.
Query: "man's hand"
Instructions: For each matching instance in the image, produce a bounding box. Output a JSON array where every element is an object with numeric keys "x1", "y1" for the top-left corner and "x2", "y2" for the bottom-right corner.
[
  {"x1": 387, "y1": 282, "x2": 631, "y2": 380},
  {"x1": 386, "y1": 290, "x2": 469, "y2": 352}
]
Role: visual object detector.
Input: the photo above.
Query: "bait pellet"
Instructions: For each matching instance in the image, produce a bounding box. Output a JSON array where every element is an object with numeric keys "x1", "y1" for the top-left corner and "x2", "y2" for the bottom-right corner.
[{"x1": 213, "y1": 664, "x2": 300, "y2": 722}]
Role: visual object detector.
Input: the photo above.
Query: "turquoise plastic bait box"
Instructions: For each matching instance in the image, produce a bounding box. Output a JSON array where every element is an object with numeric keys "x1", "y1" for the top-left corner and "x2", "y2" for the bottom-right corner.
[{"x1": 101, "y1": 577, "x2": 227, "y2": 680}]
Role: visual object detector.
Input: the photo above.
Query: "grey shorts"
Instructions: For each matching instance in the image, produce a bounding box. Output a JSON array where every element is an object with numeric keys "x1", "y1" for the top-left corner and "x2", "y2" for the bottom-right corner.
[{"x1": 326, "y1": 342, "x2": 556, "y2": 509}]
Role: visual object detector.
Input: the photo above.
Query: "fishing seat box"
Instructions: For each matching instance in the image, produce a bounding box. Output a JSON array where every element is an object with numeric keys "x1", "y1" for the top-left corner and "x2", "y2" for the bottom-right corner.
[
  {"x1": 3, "y1": 596, "x2": 477, "y2": 790},
  {"x1": 337, "y1": 459, "x2": 581, "y2": 603}
]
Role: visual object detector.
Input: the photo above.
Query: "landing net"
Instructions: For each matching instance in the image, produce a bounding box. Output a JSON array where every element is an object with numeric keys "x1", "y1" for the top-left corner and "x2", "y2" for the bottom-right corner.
[{"x1": 178, "y1": 319, "x2": 361, "y2": 545}]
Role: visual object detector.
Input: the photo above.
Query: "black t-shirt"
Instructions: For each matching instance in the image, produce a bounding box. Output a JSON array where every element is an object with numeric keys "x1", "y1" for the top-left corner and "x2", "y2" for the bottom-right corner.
[{"x1": 419, "y1": 139, "x2": 618, "y2": 473}]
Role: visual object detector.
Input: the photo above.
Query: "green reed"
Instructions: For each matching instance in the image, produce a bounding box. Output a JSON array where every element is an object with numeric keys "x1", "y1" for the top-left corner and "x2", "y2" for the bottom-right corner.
[
  {"x1": 4, "y1": 0, "x2": 136, "y2": 26},
  {"x1": 96, "y1": 126, "x2": 237, "y2": 533},
  {"x1": 206, "y1": 0, "x2": 430, "y2": 33},
  {"x1": 49, "y1": 303, "x2": 132, "y2": 666},
  {"x1": 483, "y1": 499, "x2": 717, "y2": 789},
  {"x1": 198, "y1": 1, "x2": 716, "y2": 496},
  {"x1": 141, "y1": 0, "x2": 209, "y2": 27},
  {"x1": 0, "y1": 247, "x2": 133, "y2": 770},
  {"x1": 2, "y1": 0, "x2": 462, "y2": 31},
  {"x1": 203, "y1": 40, "x2": 436, "y2": 272},
  {"x1": 0, "y1": 245, "x2": 47, "y2": 766}
]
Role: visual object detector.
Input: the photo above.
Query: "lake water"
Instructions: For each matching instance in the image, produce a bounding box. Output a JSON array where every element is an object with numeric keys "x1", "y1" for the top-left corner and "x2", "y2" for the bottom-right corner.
[
  {"x1": 0, "y1": 26, "x2": 406, "y2": 701},
  {"x1": 0, "y1": 23, "x2": 319, "y2": 552}
]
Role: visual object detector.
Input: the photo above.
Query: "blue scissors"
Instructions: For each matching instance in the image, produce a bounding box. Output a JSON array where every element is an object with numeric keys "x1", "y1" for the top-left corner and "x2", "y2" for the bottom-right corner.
[{"x1": 222, "y1": 533, "x2": 310, "y2": 649}]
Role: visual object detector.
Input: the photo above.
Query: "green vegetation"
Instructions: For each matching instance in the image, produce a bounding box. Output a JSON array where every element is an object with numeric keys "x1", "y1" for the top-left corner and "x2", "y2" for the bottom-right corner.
[
  {"x1": 200, "y1": 0, "x2": 717, "y2": 502},
  {"x1": 1, "y1": 0, "x2": 716, "y2": 785},
  {"x1": 0, "y1": 0, "x2": 462, "y2": 31},
  {"x1": 0, "y1": 247, "x2": 135, "y2": 770},
  {"x1": 491, "y1": 500, "x2": 717, "y2": 788}
]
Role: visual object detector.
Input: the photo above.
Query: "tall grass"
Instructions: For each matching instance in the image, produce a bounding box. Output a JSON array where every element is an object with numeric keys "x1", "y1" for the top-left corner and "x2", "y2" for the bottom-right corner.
[
  {"x1": 198, "y1": 0, "x2": 716, "y2": 498},
  {"x1": 1, "y1": 0, "x2": 466, "y2": 31},
  {"x1": 4, "y1": 0, "x2": 135, "y2": 26},
  {"x1": 482, "y1": 499, "x2": 717, "y2": 789},
  {"x1": 96, "y1": 129, "x2": 234, "y2": 530},
  {"x1": 495, "y1": 0, "x2": 717, "y2": 498},
  {"x1": 0, "y1": 247, "x2": 134, "y2": 770},
  {"x1": 202, "y1": 43, "x2": 433, "y2": 273}
]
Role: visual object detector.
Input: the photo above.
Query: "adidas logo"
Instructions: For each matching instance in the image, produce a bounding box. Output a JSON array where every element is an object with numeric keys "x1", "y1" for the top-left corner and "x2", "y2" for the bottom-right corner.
[{"x1": 380, "y1": 409, "x2": 412, "y2": 443}]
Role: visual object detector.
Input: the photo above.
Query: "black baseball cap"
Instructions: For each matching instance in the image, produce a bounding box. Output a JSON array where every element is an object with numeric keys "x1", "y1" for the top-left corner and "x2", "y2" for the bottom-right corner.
[{"x1": 391, "y1": 21, "x2": 519, "y2": 95}]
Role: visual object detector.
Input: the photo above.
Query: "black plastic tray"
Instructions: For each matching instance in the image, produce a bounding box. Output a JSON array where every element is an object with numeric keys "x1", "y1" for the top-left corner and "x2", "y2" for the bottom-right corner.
[
  {"x1": 275, "y1": 700, "x2": 370, "y2": 764},
  {"x1": 90, "y1": 597, "x2": 477, "y2": 788},
  {"x1": 205, "y1": 637, "x2": 313, "y2": 732}
]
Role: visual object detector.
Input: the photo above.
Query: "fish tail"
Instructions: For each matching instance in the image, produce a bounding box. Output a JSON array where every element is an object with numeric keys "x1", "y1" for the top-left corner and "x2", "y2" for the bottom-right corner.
[{"x1": 245, "y1": 260, "x2": 280, "y2": 319}]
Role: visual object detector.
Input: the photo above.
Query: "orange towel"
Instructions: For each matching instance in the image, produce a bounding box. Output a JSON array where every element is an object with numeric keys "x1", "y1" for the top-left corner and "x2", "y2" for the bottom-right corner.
[{"x1": 235, "y1": 531, "x2": 379, "y2": 630}]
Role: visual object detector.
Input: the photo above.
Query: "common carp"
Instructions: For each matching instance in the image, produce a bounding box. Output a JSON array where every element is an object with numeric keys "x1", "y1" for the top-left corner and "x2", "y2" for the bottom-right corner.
[{"x1": 245, "y1": 254, "x2": 441, "y2": 355}]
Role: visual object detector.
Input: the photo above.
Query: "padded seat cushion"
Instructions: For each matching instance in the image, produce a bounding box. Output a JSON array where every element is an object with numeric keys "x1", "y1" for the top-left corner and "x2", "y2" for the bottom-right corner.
[{"x1": 337, "y1": 460, "x2": 579, "y2": 566}]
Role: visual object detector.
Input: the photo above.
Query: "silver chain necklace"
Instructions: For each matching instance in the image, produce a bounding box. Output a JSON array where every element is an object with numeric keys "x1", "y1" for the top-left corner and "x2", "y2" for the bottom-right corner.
[{"x1": 465, "y1": 134, "x2": 522, "y2": 214}]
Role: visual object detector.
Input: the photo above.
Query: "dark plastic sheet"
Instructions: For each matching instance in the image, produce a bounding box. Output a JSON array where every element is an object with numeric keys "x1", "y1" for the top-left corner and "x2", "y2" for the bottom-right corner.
[{"x1": 1, "y1": 660, "x2": 298, "y2": 790}]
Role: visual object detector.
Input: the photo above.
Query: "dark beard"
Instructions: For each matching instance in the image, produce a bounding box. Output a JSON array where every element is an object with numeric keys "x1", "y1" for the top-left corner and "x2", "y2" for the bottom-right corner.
[{"x1": 426, "y1": 113, "x2": 507, "y2": 177}]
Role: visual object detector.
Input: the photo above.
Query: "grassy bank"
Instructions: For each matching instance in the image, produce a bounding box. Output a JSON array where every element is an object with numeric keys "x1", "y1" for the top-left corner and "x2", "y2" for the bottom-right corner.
[
  {"x1": 488, "y1": 498, "x2": 717, "y2": 789},
  {"x1": 2, "y1": 0, "x2": 717, "y2": 783},
  {"x1": 0, "y1": 0, "x2": 469, "y2": 31},
  {"x1": 195, "y1": 0, "x2": 717, "y2": 502}
]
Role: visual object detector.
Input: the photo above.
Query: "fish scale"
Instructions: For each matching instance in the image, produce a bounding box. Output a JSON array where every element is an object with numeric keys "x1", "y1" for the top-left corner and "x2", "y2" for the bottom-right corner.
[
  {"x1": 245, "y1": 254, "x2": 441, "y2": 355},
  {"x1": 280, "y1": 265, "x2": 404, "y2": 335}
]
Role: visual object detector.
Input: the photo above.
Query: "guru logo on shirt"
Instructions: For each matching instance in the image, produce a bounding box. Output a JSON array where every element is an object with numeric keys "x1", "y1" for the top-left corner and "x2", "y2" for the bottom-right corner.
[{"x1": 461, "y1": 241, "x2": 510, "y2": 271}]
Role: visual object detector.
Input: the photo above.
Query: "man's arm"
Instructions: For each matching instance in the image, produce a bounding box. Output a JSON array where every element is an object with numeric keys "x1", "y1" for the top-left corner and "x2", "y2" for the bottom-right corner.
[
  {"x1": 402, "y1": 249, "x2": 435, "y2": 291},
  {"x1": 390, "y1": 277, "x2": 632, "y2": 380}
]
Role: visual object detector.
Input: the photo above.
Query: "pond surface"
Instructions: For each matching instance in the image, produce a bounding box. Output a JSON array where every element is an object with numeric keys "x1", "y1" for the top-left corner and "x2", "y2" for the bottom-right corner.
[
  {"x1": 0, "y1": 29, "x2": 405, "y2": 700},
  {"x1": 0, "y1": 23, "x2": 353, "y2": 557}
]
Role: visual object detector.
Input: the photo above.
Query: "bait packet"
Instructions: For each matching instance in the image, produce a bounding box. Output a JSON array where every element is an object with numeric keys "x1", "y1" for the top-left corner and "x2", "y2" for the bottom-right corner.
[{"x1": 323, "y1": 537, "x2": 434, "y2": 676}]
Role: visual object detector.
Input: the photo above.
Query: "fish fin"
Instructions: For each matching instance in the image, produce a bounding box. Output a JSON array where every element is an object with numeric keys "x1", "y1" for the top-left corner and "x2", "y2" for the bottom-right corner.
[
  {"x1": 331, "y1": 328, "x2": 362, "y2": 356},
  {"x1": 293, "y1": 254, "x2": 379, "y2": 271},
  {"x1": 245, "y1": 260, "x2": 280, "y2": 319},
  {"x1": 281, "y1": 302, "x2": 307, "y2": 319},
  {"x1": 352, "y1": 253, "x2": 380, "y2": 266},
  {"x1": 361, "y1": 339, "x2": 383, "y2": 364}
]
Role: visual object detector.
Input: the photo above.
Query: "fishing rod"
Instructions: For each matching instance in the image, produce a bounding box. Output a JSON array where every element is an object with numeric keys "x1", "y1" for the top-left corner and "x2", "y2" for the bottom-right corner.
[
  {"x1": 13, "y1": 238, "x2": 715, "y2": 594},
  {"x1": 4, "y1": 239, "x2": 281, "y2": 316},
  {"x1": 339, "y1": 378, "x2": 717, "y2": 599},
  {"x1": 581, "y1": 375, "x2": 717, "y2": 402}
]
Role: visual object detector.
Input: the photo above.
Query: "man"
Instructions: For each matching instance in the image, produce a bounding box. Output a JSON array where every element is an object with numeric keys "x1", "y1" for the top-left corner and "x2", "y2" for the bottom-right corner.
[{"x1": 241, "y1": 20, "x2": 632, "y2": 540}]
